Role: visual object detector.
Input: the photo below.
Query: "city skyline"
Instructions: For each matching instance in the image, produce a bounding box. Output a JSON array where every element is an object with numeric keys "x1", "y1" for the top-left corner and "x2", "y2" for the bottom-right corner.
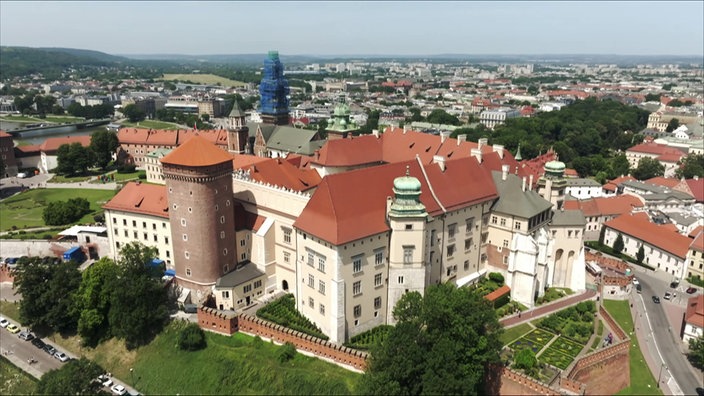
[{"x1": 0, "y1": 1, "x2": 703, "y2": 57}]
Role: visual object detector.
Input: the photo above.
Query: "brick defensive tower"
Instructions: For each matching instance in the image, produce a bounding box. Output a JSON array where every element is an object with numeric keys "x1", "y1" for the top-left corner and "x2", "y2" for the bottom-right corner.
[{"x1": 161, "y1": 135, "x2": 236, "y2": 300}]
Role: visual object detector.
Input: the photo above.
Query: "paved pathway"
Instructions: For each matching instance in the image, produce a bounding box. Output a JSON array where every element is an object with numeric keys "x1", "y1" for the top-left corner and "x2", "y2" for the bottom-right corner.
[{"x1": 500, "y1": 289, "x2": 598, "y2": 328}]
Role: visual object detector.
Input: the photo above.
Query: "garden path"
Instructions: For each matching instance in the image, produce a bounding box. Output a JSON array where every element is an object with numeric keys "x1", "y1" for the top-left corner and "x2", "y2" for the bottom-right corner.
[{"x1": 535, "y1": 333, "x2": 560, "y2": 358}]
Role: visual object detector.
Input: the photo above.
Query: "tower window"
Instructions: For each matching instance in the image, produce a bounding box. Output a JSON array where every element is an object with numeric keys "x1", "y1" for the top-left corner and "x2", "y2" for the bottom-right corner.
[
  {"x1": 223, "y1": 248, "x2": 228, "y2": 256},
  {"x1": 186, "y1": 267, "x2": 191, "y2": 276},
  {"x1": 181, "y1": 218, "x2": 186, "y2": 226},
  {"x1": 220, "y1": 216, "x2": 225, "y2": 224},
  {"x1": 183, "y1": 234, "x2": 188, "y2": 241}
]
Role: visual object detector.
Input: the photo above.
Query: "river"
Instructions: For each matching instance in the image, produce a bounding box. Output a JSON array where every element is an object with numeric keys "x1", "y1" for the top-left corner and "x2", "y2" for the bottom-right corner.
[{"x1": 0, "y1": 120, "x2": 107, "y2": 146}]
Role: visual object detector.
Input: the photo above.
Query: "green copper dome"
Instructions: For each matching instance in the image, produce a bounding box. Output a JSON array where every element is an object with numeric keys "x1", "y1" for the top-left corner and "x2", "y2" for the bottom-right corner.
[
  {"x1": 390, "y1": 166, "x2": 426, "y2": 218},
  {"x1": 544, "y1": 160, "x2": 565, "y2": 178},
  {"x1": 394, "y1": 174, "x2": 421, "y2": 193}
]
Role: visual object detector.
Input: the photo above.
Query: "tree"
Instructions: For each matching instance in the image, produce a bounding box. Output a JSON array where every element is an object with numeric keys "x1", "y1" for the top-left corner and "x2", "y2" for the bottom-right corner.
[
  {"x1": 13, "y1": 258, "x2": 81, "y2": 333},
  {"x1": 688, "y1": 335, "x2": 704, "y2": 370},
  {"x1": 89, "y1": 130, "x2": 119, "y2": 170},
  {"x1": 426, "y1": 109, "x2": 461, "y2": 126},
  {"x1": 277, "y1": 342, "x2": 297, "y2": 362},
  {"x1": 610, "y1": 154, "x2": 631, "y2": 179},
  {"x1": 514, "y1": 349, "x2": 538, "y2": 372},
  {"x1": 665, "y1": 118, "x2": 680, "y2": 132},
  {"x1": 74, "y1": 258, "x2": 120, "y2": 346},
  {"x1": 613, "y1": 234, "x2": 625, "y2": 254},
  {"x1": 598, "y1": 226, "x2": 606, "y2": 245},
  {"x1": 56, "y1": 143, "x2": 92, "y2": 176},
  {"x1": 675, "y1": 153, "x2": 704, "y2": 179},
  {"x1": 644, "y1": 93, "x2": 660, "y2": 102},
  {"x1": 37, "y1": 357, "x2": 104, "y2": 395},
  {"x1": 632, "y1": 157, "x2": 665, "y2": 180},
  {"x1": 122, "y1": 103, "x2": 146, "y2": 122},
  {"x1": 42, "y1": 197, "x2": 91, "y2": 226},
  {"x1": 636, "y1": 245, "x2": 645, "y2": 264},
  {"x1": 360, "y1": 283, "x2": 502, "y2": 395},
  {"x1": 108, "y1": 242, "x2": 170, "y2": 349},
  {"x1": 177, "y1": 323, "x2": 207, "y2": 351}
]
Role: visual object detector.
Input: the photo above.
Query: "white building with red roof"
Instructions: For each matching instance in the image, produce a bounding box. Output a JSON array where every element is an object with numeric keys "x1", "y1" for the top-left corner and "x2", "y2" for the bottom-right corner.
[
  {"x1": 686, "y1": 230, "x2": 704, "y2": 282},
  {"x1": 604, "y1": 212, "x2": 692, "y2": 279},
  {"x1": 564, "y1": 195, "x2": 645, "y2": 241},
  {"x1": 683, "y1": 294, "x2": 704, "y2": 343},
  {"x1": 625, "y1": 141, "x2": 686, "y2": 178}
]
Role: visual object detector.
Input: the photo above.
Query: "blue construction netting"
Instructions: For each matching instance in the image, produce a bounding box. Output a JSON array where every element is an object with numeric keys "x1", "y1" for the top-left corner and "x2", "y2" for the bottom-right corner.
[{"x1": 259, "y1": 50, "x2": 290, "y2": 116}]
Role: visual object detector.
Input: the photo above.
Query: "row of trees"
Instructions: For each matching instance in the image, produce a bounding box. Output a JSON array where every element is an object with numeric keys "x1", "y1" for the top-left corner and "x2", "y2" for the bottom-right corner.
[
  {"x1": 55, "y1": 130, "x2": 119, "y2": 175},
  {"x1": 42, "y1": 197, "x2": 91, "y2": 226},
  {"x1": 67, "y1": 102, "x2": 114, "y2": 119},
  {"x1": 13, "y1": 242, "x2": 172, "y2": 349}
]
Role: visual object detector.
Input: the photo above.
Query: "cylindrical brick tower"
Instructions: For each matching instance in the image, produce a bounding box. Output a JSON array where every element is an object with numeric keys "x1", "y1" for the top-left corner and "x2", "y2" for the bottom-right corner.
[{"x1": 161, "y1": 135, "x2": 236, "y2": 300}]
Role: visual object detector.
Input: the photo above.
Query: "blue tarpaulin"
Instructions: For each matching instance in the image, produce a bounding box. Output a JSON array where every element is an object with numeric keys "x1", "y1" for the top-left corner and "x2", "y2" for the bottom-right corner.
[
  {"x1": 150, "y1": 259, "x2": 165, "y2": 267},
  {"x1": 164, "y1": 269, "x2": 176, "y2": 276}
]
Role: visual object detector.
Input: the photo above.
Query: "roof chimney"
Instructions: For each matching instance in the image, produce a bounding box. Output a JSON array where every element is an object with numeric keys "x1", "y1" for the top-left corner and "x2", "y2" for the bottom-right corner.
[
  {"x1": 493, "y1": 144, "x2": 504, "y2": 159},
  {"x1": 501, "y1": 164, "x2": 509, "y2": 181},
  {"x1": 433, "y1": 155, "x2": 446, "y2": 172},
  {"x1": 440, "y1": 131, "x2": 449, "y2": 143},
  {"x1": 403, "y1": 124, "x2": 409, "y2": 133},
  {"x1": 522, "y1": 177, "x2": 527, "y2": 192},
  {"x1": 372, "y1": 129, "x2": 379, "y2": 138},
  {"x1": 478, "y1": 138, "x2": 488, "y2": 150},
  {"x1": 529, "y1": 174, "x2": 534, "y2": 190},
  {"x1": 457, "y1": 134, "x2": 466, "y2": 146},
  {"x1": 471, "y1": 148, "x2": 483, "y2": 163},
  {"x1": 402, "y1": 127, "x2": 407, "y2": 135}
]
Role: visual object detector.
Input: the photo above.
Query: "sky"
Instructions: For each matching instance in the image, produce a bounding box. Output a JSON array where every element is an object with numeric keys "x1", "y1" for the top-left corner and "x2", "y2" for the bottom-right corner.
[{"x1": 1, "y1": 1, "x2": 703, "y2": 57}]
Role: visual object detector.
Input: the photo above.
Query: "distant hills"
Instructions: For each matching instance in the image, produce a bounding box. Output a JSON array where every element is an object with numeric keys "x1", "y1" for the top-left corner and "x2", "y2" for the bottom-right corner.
[{"x1": 1, "y1": 46, "x2": 702, "y2": 81}]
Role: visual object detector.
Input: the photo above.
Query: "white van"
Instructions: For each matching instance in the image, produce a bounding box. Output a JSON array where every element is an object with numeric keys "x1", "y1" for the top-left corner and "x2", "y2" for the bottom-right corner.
[{"x1": 17, "y1": 172, "x2": 27, "y2": 178}]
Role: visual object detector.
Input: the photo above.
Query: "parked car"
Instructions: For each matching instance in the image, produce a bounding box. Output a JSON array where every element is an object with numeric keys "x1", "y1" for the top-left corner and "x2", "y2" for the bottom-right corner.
[
  {"x1": 652, "y1": 296, "x2": 661, "y2": 304},
  {"x1": 664, "y1": 291, "x2": 672, "y2": 300},
  {"x1": 31, "y1": 338, "x2": 46, "y2": 349},
  {"x1": 43, "y1": 344, "x2": 56, "y2": 355},
  {"x1": 632, "y1": 278, "x2": 640, "y2": 286},
  {"x1": 102, "y1": 377, "x2": 113, "y2": 387},
  {"x1": 54, "y1": 351, "x2": 69, "y2": 362},
  {"x1": 6, "y1": 324, "x2": 20, "y2": 333},
  {"x1": 686, "y1": 287, "x2": 698, "y2": 294},
  {"x1": 0, "y1": 317, "x2": 9, "y2": 328},
  {"x1": 111, "y1": 384, "x2": 127, "y2": 396},
  {"x1": 18, "y1": 331, "x2": 35, "y2": 341}
]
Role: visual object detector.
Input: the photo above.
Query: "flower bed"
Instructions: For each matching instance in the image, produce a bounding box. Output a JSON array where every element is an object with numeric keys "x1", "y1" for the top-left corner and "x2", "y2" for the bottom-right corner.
[
  {"x1": 538, "y1": 346, "x2": 574, "y2": 370},
  {"x1": 344, "y1": 325, "x2": 392, "y2": 350},
  {"x1": 548, "y1": 337, "x2": 583, "y2": 359},
  {"x1": 256, "y1": 294, "x2": 329, "y2": 340},
  {"x1": 509, "y1": 328, "x2": 555, "y2": 353}
]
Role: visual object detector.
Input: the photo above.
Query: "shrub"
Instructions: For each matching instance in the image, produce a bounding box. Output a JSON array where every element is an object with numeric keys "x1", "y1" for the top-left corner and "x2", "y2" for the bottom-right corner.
[
  {"x1": 93, "y1": 214, "x2": 105, "y2": 223},
  {"x1": 177, "y1": 323, "x2": 206, "y2": 351},
  {"x1": 42, "y1": 197, "x2": 91, "y2": 226},
  {"x1": 117, "y1": 164, "x2": 136, "y2": 174},
  {"x1": 138, "y1": 171, "x2": 146, "y2": 180},
  {"x1": 514, "y1": 348, "x2": 537, "y2": 371},
  {"x1": 489, "y1": 272, "x2": 505, "y2": 285},
  {"x1": 252, "y1": 335, "x2": 263, "y2": 349},
  {"x1": 277, "y1": 342, "x2": 297, "y2": 363}
]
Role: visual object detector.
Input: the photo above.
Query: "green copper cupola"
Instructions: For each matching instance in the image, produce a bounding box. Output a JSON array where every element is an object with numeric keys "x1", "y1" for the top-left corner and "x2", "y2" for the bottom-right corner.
[{"x1": 389, "y1": 166, "x2": 427, "y2": 217}]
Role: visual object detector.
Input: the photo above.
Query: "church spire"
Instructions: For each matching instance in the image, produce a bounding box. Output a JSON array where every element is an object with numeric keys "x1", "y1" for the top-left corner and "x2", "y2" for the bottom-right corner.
[{"x1": 515, "y1": 144, "x2": 523, "y2": 161}]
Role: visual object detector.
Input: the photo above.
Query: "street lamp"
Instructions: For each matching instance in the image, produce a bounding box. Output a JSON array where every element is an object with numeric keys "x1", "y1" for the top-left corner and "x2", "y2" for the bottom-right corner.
[
  {"x1": 657, "y1": 363, "x2": 666, "y2": 388},
  {"x1": 130, "y1": 368, "x2": 134, "y2": 385}
]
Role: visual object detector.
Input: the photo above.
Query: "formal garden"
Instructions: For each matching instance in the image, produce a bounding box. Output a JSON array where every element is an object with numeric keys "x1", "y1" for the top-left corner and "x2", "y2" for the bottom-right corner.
[
  {"x1": 256, "y1": 294, "x2": 329, "y2": 340},
  {"x1": 344, "y1": 325, "x2": 392, "y2": 351}
]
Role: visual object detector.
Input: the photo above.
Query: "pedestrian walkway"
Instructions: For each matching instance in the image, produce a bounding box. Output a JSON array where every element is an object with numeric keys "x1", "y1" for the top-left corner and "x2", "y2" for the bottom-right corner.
[{"x1": 500, "y1": 289, "x2": 598, "y2": 328}]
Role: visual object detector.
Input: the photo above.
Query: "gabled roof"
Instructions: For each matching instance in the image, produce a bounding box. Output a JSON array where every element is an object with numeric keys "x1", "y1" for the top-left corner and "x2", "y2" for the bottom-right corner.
[
  {"x1": 551, "y1": 209, "x2": 586, "y2": 226},
  {"x1": 562, "y1": 195, "x2": 644, "y2": 217},
  {"x1": 39, "y1": 135, "x2": 91, "y2": 153},
  {"x1": 311, "y1": 134, "x2": 383, "y2": 167},
  {"x1": 244, "y1": 157, "x2": 321, "y2": 192},
  {"x1": 603, "y1": 175, "x2": 636, "y2": 192},
  {"x1": 691, "y1": 230, "x2": 704, "y2": 253},
  {"x1": 646, "y1": 177, "x2": 680, "y2": 189},
  {"x1": 490, "y1": 171, "x2": 552, "y2": 219},
  {"x1": 684, "y1": 178, "x2": 704, "y2": 202},
  {"x1": 118, "y1": 128, "x2": 179, "y2": 146},
  {"x1": 103, "y1": 182, "x2": 168, "y2": 218},
  {"x1": 295, "y1": 156, "x2": 498, "y2": 245},
  {"x1": 685, "y1": 294, "x2": 704, "y2": 329},
  {"x1": 604, "y1": 213, "x2": 692, "y2": 259},
  {"x1": 161, "y1": 135, "x2": 233, "y2": 167}
]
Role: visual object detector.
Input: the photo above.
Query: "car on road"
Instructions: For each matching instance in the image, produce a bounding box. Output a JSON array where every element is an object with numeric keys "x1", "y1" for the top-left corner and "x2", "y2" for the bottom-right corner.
[
  {"x1": 652, "y1": 295, "x2": 661, "y2": 304},
  {"x1": 111, "y1": 384, "x2": 127, "y2": 396},
  {"x1": 31, "y1": 338, "x2": 46, "y2": 349},
  {"x1": 687, "y1": 287, "x2": 698, "y2": 294},
  {"x1": 43, "y1": 344, "x2": 56, "y2": 355},
  {"x1": 18, "y1": 331, "x2": 35, "y2": 341},
  {"x1": 54, "y1": 351, "x2": 70, "y2": 362},
  {"x1": 0, "y1": 317, "x2": 9, "y2": 328},
  {"x1": 6, "y1": 324, "x2": 20, "y2": 333},
  {"x1": 664, "y1": 291, "x2": 672, "y2": 300},
  {"x1": 632, "y1": 278, "x2": 640, "y2": 286}
]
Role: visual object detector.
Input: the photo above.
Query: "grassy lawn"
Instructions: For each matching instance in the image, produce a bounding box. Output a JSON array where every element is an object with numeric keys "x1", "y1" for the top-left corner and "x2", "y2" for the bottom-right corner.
[
  {"x1": 161, "y1": 73, "x2": 246, "y2": 87},
  {"x1": 500, "y1": 322, "x2": 533, "y2": 346},
  {"x1": 0, "y1": 226, "x2": 64, "y2": 240},
  {"x1": 0, "y1": 188, "x2": 116, "y2": 231},
  {"x1": 0, "y1": 301, "x2": 21, "y2": 322},
  {"x1": 47, "y1": 174, "x2": 94, "y2": 183},
  {"x1": 603, "y1": 300, "x2": 661, "y2": 395},
  {"x1": 121, "y1": 120, "x2": 184, "y2": 130},
  {"x1": 0, "y1": 356, "x2": 37, "y2": 394},
  {"x1": 0, "y1": 115, "x2": 85, "y2": 124}
]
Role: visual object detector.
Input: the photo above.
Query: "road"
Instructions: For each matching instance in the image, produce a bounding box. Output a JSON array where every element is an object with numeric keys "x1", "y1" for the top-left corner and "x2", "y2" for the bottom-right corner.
[
  {"x1": 0, "y1": 323, "x2": 66, "y2": 378},
  {"x1": 633, "y1": 268, "x2": 702, "y2": 395}
]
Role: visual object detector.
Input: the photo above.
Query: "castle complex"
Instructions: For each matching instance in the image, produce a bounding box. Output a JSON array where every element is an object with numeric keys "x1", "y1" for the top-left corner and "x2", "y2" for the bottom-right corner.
[{"x1": 103, "y1": 53, "x2": 587, "y2": 343}]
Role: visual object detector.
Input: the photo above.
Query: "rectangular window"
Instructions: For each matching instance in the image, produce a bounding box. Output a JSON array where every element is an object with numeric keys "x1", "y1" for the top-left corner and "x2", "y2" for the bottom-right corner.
[
  {"x1": 132, "y1": 220, "x2": 136, "y2": 227},
  {"x1": 465, "y1": 238, "x2": 473, "y2": 251},
  {"x1": 153, "y1": 234, "x2": 158, "y2": 242},
  {"x1": 318, "y1": 280, "x2": 326, "y2": 295},
  {"x1": 240, "y1": 239, "x2": 245, "y2": 247},
  {"x1": 133, "y1": 231, "x2": 137, "y2": 239},
  {"x1": 283, "y1": 227, "x2": 291, "y2": 244},
  {"x1": 254, "y1": 280, "x2": 262, "y2": 289},
  {"x1": 319, "y1": 304, "x2": 325, "y2": 315},
  {"x1": 152, "y1": 223, "x2": 156, "y2": 230},
  {"x1": 309, "y1": 297, "x2": 314, "y2": 308},
  {"x1": 142, "y1": 221, "x2": 147, "y2": 229},
  {"x1": 448, "y1": 223, "x2": 457, "y2": 238},
  {"x1": 503, "y1": 239, "x2": 509, "y2": 248},
  {"x1": 464, "y1": 260, "x2": 469, "y2": 270},
  {"x1": 398, "y1": 276, "x2": 404, "y2": 285},
  {"x1": 430, "y1": 229, "x2": 436, "y2": 246},
  {"x1": 353, "y1": 255, "x2": 362, "y2": 273},
  {"x1": 374, "y1": 296, "x2": 382, "y2": 309},
  {"x1": 466, "y1": 217, "x2": 474, "y2": 232},
  {"x1": 491, "y1": 216, "x2": 498, "y2": 224},
  {"x1": 222, "y1": 291, "x2": 230, "y2": 298},
  {"x1": 318, "y1": 256, "x2": 326, "y2": 273},
  {"x1": 514, "y1": 222, "x2": 521, "y2": 230},
  {"x1": 165, "y1": 236, "x2": 169, "y2": 244},
  {"x1": 243, "y1": 284, "x2": 252, "y2": 293},
  {"x1": 307, "y1": 252, "x2": 315, "y2": 267},
  {"x1": 284, "y1": 251, "x2": 291, "y2": 263},
  {"x1": 375, "y1": 273, "x2": 382, "y2": 287},
  {"x1": 447, "y1": 244, "x2": 456, "y2": 257},
  {"x1": 353, "y1": 281, "x2": 361, "y2": 296},
  {"x1": 123, "y1": 219, "x2": 127, "y2": 226},
  {"x1": 375, "y1": 250, "x2": 384, "y2": 265},
  {"x1": 113, "y1": 217, "x2": 117, "y2": 224},
  {"x1": 308, "y1": 274, "x2": 314, "y2": 288},
  {"x1": 353, "y1": 305, "x2": 361, "y2": 318},
  {"x1": 143, "y1": 233, "x2": 148, "y2": 241},
  {"x1": 500, "y1": 218, "x2": 506, "y2": 226},
  {"x1": 403, "y1": 246, "x2": 414, "y2": 264},
  {"x1": 405, "y1": 224, "x2": 413, "y2": 230}
]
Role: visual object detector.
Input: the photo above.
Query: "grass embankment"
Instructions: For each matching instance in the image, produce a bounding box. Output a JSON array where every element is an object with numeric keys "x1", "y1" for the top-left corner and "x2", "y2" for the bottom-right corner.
[
  {"x1": 0, "y1": 188, "x2": 116, "y2": 231},
  {"x1": 0, "y1": 115, "x2": 86, "y2": 124},
  {"x1": 500, "y1": 322, "x2": 533, "y2": 346},
  {"x1": 0, "y1": 355, "x2": 38, "y2": 394},
  {"x1": 160, "y1": 73, "x2": 246, "y2": 87},
  {"x1": 603, "y1": 299, "x2": 661, "y2": 395}
]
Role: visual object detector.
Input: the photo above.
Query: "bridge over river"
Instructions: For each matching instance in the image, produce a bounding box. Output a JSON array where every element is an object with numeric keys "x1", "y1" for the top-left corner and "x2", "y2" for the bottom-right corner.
[{"x1": 5, "y1": 119, "x2": 112, "y2": 138}]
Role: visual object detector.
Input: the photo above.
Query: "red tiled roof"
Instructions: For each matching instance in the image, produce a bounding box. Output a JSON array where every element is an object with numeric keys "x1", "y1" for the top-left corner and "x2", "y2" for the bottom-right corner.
[
  {"x1": 39, "y1": 135, "x2": 91, "y2": 153},
  {"x1": 118, "y1": 128, "x2": 179, "y2": 146},
  {"x1": 603, "y1": 175, "x2": 637, "y2": 192},
  {"x1": 646, "y1": 177, "x2": 680, "y2": 188},
  {"x1": 604, "y1": 213, "x2": 692, "y2": 258},
  {"x1": 685, "y1": 179, "x2": 704, "y2": 202},
  {"x1": 245, "y1": 157, "x2": 321, "y2": 192},
  {"x1": 294, "y1": 156, "x2": 498, "y2": 245},
  {"x1": 232, "y1": 154, "x2": 271, "y2": 170},
  {"x1": 15, "y1": 145, "x2": 41, "y2": 155},
  {"x1": 627, "y1": 142, "x2": 685, "y2": 160},
  {"x1": 685, "y1": 294, "x2": 704, "y2": 329},
  {"x1": 485, "y1": 285, "x2": 511, "y2": 302},
  {"x1": 103, "y1": 182, "x2": 168, "y2": 218},
  {"x1": 0, "y1": 131, "x2": 12, "y2": 138},
  {"x1": 691, "y1": 230, "x2": 704, "y2": 253},
  {"x1": 312, "y1": 134, "x2": 382, "y2": 167},
  {"x1": 689, "y1": 226, "x2": 704, "y2": 239},
  {"x1": 160, "y1": 135, "x2": 233, "y2": 167},
  {"x1": 563, "y1": 195, "x2": 643, "y2": 217}
]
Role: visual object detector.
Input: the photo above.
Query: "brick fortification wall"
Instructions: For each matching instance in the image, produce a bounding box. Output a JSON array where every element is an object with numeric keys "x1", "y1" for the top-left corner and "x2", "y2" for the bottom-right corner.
[
  {"x1": 599, "y1": 305, "x2": 627, "y2": 340},
  {"x1": 237, "y1": 314, "x2": 368, "y2": 371},
  {"x1": 197, "y1": 306, "x2": 238, "y2": 335},
  {"x1": 486, "y1": 365, "x2": 562, "y2": 395}
]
